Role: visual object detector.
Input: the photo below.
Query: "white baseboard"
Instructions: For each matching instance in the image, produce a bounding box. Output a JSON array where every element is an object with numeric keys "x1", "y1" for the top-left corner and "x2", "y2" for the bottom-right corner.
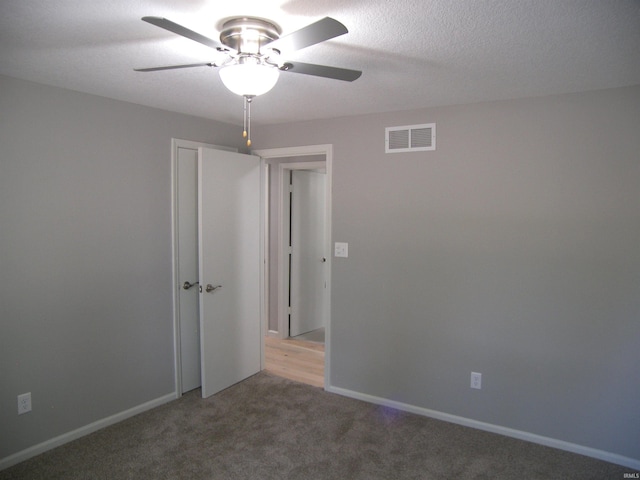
[
  {"x1": 0, "y1": 392, "x2": 177, "y2": 471},
  {"x1": 327, "y1": 385, "x2": 640, "y2": 472}
]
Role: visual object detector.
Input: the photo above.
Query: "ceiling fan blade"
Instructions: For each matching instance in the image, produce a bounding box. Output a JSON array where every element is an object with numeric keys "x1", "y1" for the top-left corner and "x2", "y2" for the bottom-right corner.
[
  {"x1": 134, "y1": 62, "x2": 215, "y2": 72},
  {"x1": 280, "y1": 61, "x2": 362, "y2": 82},
  {"x1": 267, "y1": 17, "x2": 348, "y2": 53},
  {"x1": 142, "y1": 16, "x2": 228, "y2": 51}
]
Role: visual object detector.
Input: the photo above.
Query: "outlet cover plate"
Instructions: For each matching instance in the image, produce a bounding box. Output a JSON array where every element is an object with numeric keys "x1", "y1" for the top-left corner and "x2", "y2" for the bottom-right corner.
[
  {"x1": 18, "y1": 392, "x2": 32, "y2": 415},
  {"x1": 471, "y1": 372, "x2": 482, "y2": 390}
]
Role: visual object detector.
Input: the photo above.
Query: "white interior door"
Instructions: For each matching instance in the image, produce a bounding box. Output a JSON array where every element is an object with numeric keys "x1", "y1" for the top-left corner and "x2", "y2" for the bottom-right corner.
[
  {"x1": 177, "y1": 146, "x2": 201, "y2": 392},
  {"x1": 289, "y1": 170, "x2": 326, "y2": 337},
  {"x1": 198, "y1": 147, "x2": 262, "y2": 398}
]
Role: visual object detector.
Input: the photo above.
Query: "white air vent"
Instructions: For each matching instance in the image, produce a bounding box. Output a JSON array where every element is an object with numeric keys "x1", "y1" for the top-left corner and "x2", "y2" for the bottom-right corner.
[{"x1": 385, "y1": 123, "x2": 435, "y2": 153}]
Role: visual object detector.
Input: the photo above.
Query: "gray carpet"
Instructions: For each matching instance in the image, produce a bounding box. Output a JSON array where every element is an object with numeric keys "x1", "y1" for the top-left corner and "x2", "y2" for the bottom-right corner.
[{"x1": 0, "y1": 372, "x2": 633, "y2": 479}]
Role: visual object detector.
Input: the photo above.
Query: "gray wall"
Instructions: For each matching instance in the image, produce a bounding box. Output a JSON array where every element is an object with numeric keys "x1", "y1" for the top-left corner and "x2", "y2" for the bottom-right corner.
[
  {"x1": 2, "y1": 73, "x2": 639, "y2": 466},
  {"x1": 0, "y1": 75, "x2": 243, "y2": 459},
  {"x1": 253, "y1": 85, "x2": 640, "y2": 462}
]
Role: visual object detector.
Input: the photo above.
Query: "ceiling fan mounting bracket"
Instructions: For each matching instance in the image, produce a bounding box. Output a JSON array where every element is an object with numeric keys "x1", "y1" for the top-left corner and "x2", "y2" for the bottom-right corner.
[{"x1": 219, "y1": 17, "x2": 282, "y2": 54}]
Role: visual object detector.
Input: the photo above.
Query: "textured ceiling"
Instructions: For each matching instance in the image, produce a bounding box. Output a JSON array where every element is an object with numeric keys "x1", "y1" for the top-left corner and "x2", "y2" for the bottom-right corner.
[{"x1": 1, "y1": 0, "x2": 639, "y2": 127}]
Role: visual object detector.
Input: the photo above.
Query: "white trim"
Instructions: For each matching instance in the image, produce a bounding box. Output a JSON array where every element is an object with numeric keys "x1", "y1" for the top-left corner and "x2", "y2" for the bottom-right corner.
[
  {"x1": 279, "y1": 164, "x2": 290, "y2": 340},
  {"x1": 170, "y1": 138, "x2": 237, "y2": 396},
  {"x1": 253, "y1": 144, "x2": 331, "y2": 159},
  {"x1": 260, "y1": 157, "x2": 268, "y2": 370},
  {"x1": 326, "y1": 385, "x2": 640, "y2": 471},
  {"x1": 0, "y1": 393, "x2": 175, "y2": 471},
  {"x1": 253, "y1": 145, "x2": 333, "y2": 389}
]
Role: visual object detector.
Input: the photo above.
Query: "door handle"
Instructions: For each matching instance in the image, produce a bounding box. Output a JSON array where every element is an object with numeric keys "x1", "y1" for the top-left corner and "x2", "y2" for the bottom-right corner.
[
  {"x1": 182, "y1": 281, "x2": 199, "y2": 290},
  {"x1": 205, "y1": 284, "x2": 222, "y2": 293}
]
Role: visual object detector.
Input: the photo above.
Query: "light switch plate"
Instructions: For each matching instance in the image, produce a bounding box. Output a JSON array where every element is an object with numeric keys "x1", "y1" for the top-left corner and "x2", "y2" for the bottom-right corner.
[{"x1": 334, "y1": 242, "x2": 348, "y2": 258}]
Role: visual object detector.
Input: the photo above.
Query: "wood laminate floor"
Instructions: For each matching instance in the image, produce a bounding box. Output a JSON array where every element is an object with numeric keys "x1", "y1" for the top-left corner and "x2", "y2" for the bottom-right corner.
[{"x1": 264, "y1": 336, "x2": 325, "y2": 388}]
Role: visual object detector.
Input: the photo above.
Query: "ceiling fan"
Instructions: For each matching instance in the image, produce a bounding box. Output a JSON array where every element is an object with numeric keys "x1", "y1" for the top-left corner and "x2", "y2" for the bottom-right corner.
[{"x1": 136, "y1": 15, "x2": 362, "y2": 146}]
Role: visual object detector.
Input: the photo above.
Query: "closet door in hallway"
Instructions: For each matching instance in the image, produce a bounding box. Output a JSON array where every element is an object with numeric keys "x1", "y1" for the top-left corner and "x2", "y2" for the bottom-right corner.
[{"x1": 289, "y1": 170, "x2": 326, "y2": 337}]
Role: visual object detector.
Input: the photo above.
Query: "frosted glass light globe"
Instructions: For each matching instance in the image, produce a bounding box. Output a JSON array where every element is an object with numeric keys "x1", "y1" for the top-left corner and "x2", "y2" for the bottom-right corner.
[{"x1": 219, "y1": 63, "x2": 279, "y2": 96}]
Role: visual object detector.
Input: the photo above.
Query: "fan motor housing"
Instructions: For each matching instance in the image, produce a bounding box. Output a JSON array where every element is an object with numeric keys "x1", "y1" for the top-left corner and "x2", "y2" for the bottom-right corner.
[{"x1": 219, "y1": 17, "x2": 281, "y2": 54}]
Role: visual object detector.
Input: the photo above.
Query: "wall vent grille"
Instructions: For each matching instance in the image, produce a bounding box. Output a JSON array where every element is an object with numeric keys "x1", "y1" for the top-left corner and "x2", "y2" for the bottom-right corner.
[{"x1": 385, "y1": 123, "x2": 435, "y2": 153}]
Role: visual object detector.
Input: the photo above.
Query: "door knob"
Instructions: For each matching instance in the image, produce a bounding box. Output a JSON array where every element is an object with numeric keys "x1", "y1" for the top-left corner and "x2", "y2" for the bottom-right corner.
[
  {"x1": 182, "y1": 281, "x2": 199, "y2": 290},
  {"x1": 205, "y1": 284, "x2": 222, "y2": 293}
]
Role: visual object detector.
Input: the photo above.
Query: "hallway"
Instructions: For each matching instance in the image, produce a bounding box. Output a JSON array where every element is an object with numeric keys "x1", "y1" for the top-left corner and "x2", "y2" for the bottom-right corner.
[{"x1": 264, "y1": 335, "x2": 325, "y2": 388}]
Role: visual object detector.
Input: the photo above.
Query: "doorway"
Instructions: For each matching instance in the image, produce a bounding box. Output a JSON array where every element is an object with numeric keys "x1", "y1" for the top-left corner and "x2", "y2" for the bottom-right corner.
[
  {"x1": 285, "y1": 164, "x2": 327, "y2": 341},
  {"x1": 172, "y1": 142, "x2": 332, "y2": 394},
  {"x1": 254, "y1": 145, "x2": 333, "y2": 388}
]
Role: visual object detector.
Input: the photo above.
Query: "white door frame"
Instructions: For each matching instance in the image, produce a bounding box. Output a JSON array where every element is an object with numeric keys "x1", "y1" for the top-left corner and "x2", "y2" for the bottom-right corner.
[
  {"x1": 253, "y1": 145, "x2": 333, "y2": 389},
  {"x1": 170, "y1": 138, "x2": 237, "y2": 398}
]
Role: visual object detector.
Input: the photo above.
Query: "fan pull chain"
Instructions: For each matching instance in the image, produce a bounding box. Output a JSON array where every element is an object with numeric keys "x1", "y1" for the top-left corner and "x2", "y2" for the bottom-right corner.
[
  {"x1": 246, "y1": 96, "x2": 252, "y2": 147},
  {"x1": 242, "y1": 95, "x2": 253, "y2": 147},
  {"x1": 242, "y1": 96, "x2": 248, "y2": 141}
]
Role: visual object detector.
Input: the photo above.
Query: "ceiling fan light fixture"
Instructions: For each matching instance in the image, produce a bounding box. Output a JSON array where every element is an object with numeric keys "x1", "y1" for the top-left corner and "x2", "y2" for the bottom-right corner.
[
  {"x1": 219, "y1": 63, "x2": 279, "y2": 97},
  {"x1": 137, "y1": 15, "x2": 362, "y2": 147}
]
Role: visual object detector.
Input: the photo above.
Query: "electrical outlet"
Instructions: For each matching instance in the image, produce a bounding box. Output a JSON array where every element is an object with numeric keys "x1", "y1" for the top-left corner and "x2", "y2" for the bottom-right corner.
[
  {"x1": 471, "y1": 372, "x2": 482, "y2": 390},
  {"x1": 18, "y1": 392, "x2": 32, "y2": 415}
]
